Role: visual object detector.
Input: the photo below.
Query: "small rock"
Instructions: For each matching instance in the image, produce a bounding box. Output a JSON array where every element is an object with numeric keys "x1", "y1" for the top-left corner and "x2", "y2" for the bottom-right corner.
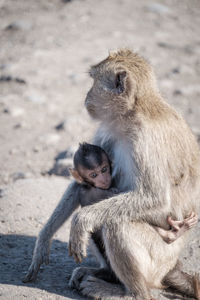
[
  {"x1": 62, "y1": 0, "x2": 73, "y2": 3},
  {"x1": 173, "y1": 89, "x2": 182, "y2": 96},
  {"x1": 26, "y1": 91, "x2": 46, "y2": 104},
  {"x1": 9, "y1": 148, "x2": 18, "y2": 155},
  {"x1": 171, "y1": 67, "x2": 180, "y2": 74},
  {"x1": 48, "y1": 158, "x2": 73, "y2": 177},
  {"x1": 5, "y1": 20, "x2": 33, "y2": 31},
  {"x1": 0, "y1": 75, "x2": 12, "y2": 82},
  {"x1": 33, "y1": 146, "x2": 40, "y2": 153},
  {"x1": 0, "y1": 64, "x2": 8, "y2": 70},
  {"x1": 3, "y1": 108, "x2": 10, "y2": 114},
  {"x1": 55, "y1": 121, "x2": 65, "y2": 131},
  {"x1": 146, "y1": 3, "x2": 171, "y2": 14},
  {"x1": 0, "y1": 75, "x2": 26, "y2": 84},
  {"x1": 10, "y1": 107, "x2": 25, "y2": 117},
  {"x1": 157, "y1": 42, "x2": 173, "y2": 49},
  {"x1": 14, "y1": 123, "x2": 22, "y2": 129},
  {"x1": 0, "y1": 189, "x2": 5, "y2": 198},
  {"x1": 11, "y1": 172, "x2": 31, "y2": 181},
  {"x1": 55, "y1": 150, "x2": 72, "y2": 161},
  {"x1": 40, "y1": 133, "x2": 61, "y2": 145}
]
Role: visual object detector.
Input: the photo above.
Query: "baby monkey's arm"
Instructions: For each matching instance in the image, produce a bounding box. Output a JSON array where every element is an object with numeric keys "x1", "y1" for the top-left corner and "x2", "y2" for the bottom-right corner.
[{"x1": 155, "y1": 212, "x2": 198, "y2": 244}]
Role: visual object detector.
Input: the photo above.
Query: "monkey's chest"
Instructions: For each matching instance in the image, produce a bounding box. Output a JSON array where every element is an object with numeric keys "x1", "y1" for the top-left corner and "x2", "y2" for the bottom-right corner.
[{"x1": 111, "y1": 140, "x2": 137, "y2": 192}]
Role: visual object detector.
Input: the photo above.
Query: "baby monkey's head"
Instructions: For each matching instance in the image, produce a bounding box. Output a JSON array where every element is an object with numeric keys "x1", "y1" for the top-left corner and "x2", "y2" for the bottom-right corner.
[{"x1": 70, "y1": 143, "x2": 112, "y2": 190}]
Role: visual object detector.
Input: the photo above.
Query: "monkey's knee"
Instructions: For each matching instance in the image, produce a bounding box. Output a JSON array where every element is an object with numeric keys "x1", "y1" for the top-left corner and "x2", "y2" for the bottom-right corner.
[
  {"x1": 163, "y1": 263, "x2": 200, "y2": 299},
  {"x1": 102, "y1": 226, "x2": 151, "y2": 299},
  {"x1": 69, "y1": 267, "x2": 94, "y2": 290}
]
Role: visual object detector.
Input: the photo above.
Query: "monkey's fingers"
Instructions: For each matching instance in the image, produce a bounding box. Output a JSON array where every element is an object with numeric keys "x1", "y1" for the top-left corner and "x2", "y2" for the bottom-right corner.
[
  {"x1": 167, "y1": 216, "x2": 183, "y2": 231},
  {"x1": 184, "y1": 219, "x2": 198, "y2": 229},
  {"x1": 73, "y1": 253, "x2": 82, "y2": 264},
  {"x1": 22, "y1": 262, "x2": 40, "y2": 283},
  {"x1": 68, "y1": 241, "x2": 84, "y2": 263},
  {"x1": 184, "y1": 212, "x2": 198, "y2": 222},
  {"x1": 183, "y1": 213, "x2": 198, "y2": 228}
]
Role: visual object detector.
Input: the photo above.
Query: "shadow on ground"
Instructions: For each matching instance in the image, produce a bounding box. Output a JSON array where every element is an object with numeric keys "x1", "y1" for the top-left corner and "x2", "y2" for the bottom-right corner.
[
  {"x1": 0, "y1": 234, "x2": 196, "y2": 300},
  {"x1": 0, "y1": 234, "x2": 88, "y2": 299}
]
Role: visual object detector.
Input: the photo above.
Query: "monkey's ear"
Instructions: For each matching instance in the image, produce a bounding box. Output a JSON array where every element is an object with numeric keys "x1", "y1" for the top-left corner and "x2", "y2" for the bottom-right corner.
[
  {"x1": 114, "y1": 71, "x2": 127, "y2": 94},
  {"x1": 69, "y1": 168, "x2": 84, "y2": 184}
]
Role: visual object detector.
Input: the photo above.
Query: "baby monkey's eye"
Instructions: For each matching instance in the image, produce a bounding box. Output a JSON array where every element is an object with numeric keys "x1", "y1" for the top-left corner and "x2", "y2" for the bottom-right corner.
[
  {"x1": 101, "y1": 166, "x2": 108, "y2": 173},
  {"x1": 90, "y1": 172, "x2": 97, "y2": 178}
]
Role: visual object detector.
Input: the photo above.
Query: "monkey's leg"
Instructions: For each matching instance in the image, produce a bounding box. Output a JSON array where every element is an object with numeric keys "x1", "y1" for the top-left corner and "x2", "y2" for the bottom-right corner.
[
  {"x1": 80, "y1": 275, "x2": 133, "y2": 300},
  {"x1": 23, "y1": 182, "x2": 80, "y2": 282},
  {"x1": 163, "y1": 262, "x2": 200, "y2": 300},
  {"x1": 79, "y1": 223, "x2": 152, "y2": 300},
  {"x1": 103, "y1": 225, "x2": 151, "y2": 300}
]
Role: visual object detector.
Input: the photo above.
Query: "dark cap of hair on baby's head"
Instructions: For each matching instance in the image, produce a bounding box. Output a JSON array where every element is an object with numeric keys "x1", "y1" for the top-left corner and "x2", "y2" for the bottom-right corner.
[{"x1": 74, "y1": 142, "x2": 109, "y2": 170}]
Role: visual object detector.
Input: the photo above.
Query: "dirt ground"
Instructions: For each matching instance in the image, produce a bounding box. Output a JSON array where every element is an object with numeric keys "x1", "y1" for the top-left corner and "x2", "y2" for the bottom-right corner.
[{"x1": 0, "y1": 0, "x2": 200, "y2": 299}]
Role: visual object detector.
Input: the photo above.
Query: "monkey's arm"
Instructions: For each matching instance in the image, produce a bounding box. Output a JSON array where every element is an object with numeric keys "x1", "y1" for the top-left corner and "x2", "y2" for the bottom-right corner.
[
  {"x1": 68, "y1": 178, "x2": 171, "y2": 262},
  {"x1": 80, "y1": 186, "x2": 119, "y2": 206},
  {"x1": 23, "y1": 181, "x2": 80, "y2": 282}
]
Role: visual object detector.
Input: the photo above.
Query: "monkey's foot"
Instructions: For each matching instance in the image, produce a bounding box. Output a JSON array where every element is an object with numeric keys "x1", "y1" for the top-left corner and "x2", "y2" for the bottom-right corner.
[
  {"x1": 23, "y1": 244, "x2": 50, "y2": 283},
  {"x1": 79, "y1": 275, "x2": 132, "y2": 300},
  {"x1": 69, "y1": 267, "x2": 97, "y2": 290}
]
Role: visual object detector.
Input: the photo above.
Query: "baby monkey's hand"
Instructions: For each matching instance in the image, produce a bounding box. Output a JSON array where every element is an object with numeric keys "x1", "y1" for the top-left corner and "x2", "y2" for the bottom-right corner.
[{"x1": 155, "y1": 212, "x2": 198, "y2": 244}]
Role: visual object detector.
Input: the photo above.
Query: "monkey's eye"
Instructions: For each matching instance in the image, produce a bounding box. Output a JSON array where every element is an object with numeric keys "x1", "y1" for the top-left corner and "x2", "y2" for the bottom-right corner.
[
  {"x1": 101, "y1": 166, "x2": 108, "y2": 173},
  {"x1": 90, "y1": 172, "x2": 97, "y2": 178}
]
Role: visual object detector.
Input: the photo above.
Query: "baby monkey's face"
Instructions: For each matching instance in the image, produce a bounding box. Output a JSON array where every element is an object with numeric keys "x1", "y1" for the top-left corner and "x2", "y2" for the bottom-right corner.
[{"x1": 79, "y1": 155, "x2": 112, "y2": 190}]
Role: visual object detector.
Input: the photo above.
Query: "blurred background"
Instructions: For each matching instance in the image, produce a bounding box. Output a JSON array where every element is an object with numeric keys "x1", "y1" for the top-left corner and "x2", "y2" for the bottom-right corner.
[
  {"x1": 0, "y1": 1, "x2": 200, "y2": 299},
  {"x1": 0, "y1": 0, "x2": 200, "y2": 185}
]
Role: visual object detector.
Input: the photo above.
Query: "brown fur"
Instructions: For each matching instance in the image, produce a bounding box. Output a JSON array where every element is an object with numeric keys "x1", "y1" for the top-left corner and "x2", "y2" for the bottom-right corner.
[
  {"x1": 24, "y1": 49, "x2": 200, "y2": 300},
  {"x1": 69, "y1": 49, "x2": 200, "y2": 299}
]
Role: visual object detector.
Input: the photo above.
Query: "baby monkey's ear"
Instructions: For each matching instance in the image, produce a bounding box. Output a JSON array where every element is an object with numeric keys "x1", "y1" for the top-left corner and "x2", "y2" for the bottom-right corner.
[{"x1": 68, "y1": 168, "x2": 84, "y2": 184}]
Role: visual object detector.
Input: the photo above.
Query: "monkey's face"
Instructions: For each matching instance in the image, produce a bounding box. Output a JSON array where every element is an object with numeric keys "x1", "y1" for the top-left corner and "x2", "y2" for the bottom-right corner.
[
  {"x1": 85, "y1": 65, "x2": 133, "y2": 122},
  {"x1": 85, "y1": 50, "x2": 157, "y2": 122},
  {"x1": 79, "y1": 156, "x2": 112, "y2": 190}
]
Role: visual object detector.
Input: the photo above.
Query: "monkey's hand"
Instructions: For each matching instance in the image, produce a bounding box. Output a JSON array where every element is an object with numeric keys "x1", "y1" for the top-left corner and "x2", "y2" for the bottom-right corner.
[
  {"x1": 68, "y1": 212, "x2": 91, "y2": 263},
  {"x1": 23, "y1": 237, "x2": 50, "y2": 283},
  {"x1": 168, "y1": 212, "x2": 198, "y2": 232}
]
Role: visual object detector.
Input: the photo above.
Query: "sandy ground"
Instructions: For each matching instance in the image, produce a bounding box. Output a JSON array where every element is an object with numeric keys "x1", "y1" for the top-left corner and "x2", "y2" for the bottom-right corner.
[{"x1": 0, "y1": 0, "x2": 200, "y2": 299}]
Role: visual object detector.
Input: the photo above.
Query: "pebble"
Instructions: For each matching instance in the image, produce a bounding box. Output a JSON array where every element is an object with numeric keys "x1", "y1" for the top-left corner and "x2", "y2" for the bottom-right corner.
[
  {"x1": 33, "y1": 146, "x2": 40, "y2": 153},
  {"x1": 56, "y1": 116, "x2": 88, "y2": 133},
  {"x1": 48, "y1": 158, "x2": 73, "y2": 177},
  {"x1": 26, "y1": 91, "x2": 46, "y2": 104},
  {"x1": 145, "y1": 3, "x2": 171, "y2": 14},
  {"x1": 55, "y1": 121, "x2": 65, "y2": 131},
  {"x1": 173, "y1": 89, "x2": 182, "y2": 96},
  {"x1": 9, "y1": 148, "x2": 18, "y2": 155},
  {"x1": 0, "y1": 189, "x2": 5, "y2": 198},
  {"x1": 40, "y1": 133, "x2": 61, "y2": 145},
  {"x1": 10, "y1": 107, "x2": 25, "y2": 117},
  {"x1": 5, "y1": 20, "x2": 33, "y2": 31},
  {"x1": 55, "y1": 150, "x2": 73, "y2": 161},
  {"x1": 11, "y1": 172, "x2": 31, "y2": 181},
  {"x1": 13, "y1": 122, "x2": 27, "y2": 129},
  {"x1": 171, "y1": 67, "x2": 180, "y2": 74}
]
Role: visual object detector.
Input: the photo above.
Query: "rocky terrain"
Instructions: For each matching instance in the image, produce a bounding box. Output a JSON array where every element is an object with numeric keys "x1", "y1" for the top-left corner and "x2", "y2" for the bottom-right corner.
[{"x1": 0, "y1": 0, "x2": 200, "y2": 299}]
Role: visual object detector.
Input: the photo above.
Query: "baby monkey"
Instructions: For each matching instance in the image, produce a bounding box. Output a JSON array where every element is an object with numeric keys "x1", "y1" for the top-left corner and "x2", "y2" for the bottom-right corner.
[{"x1": 70, "y1": 143, "x2": 198, "y2": 245}]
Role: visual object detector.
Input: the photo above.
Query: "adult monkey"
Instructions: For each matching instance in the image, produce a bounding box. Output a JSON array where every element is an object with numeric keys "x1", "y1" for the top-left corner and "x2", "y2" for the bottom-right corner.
[{"x1": 24, "y1": 50, "x2": 200, "y2": 300}]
